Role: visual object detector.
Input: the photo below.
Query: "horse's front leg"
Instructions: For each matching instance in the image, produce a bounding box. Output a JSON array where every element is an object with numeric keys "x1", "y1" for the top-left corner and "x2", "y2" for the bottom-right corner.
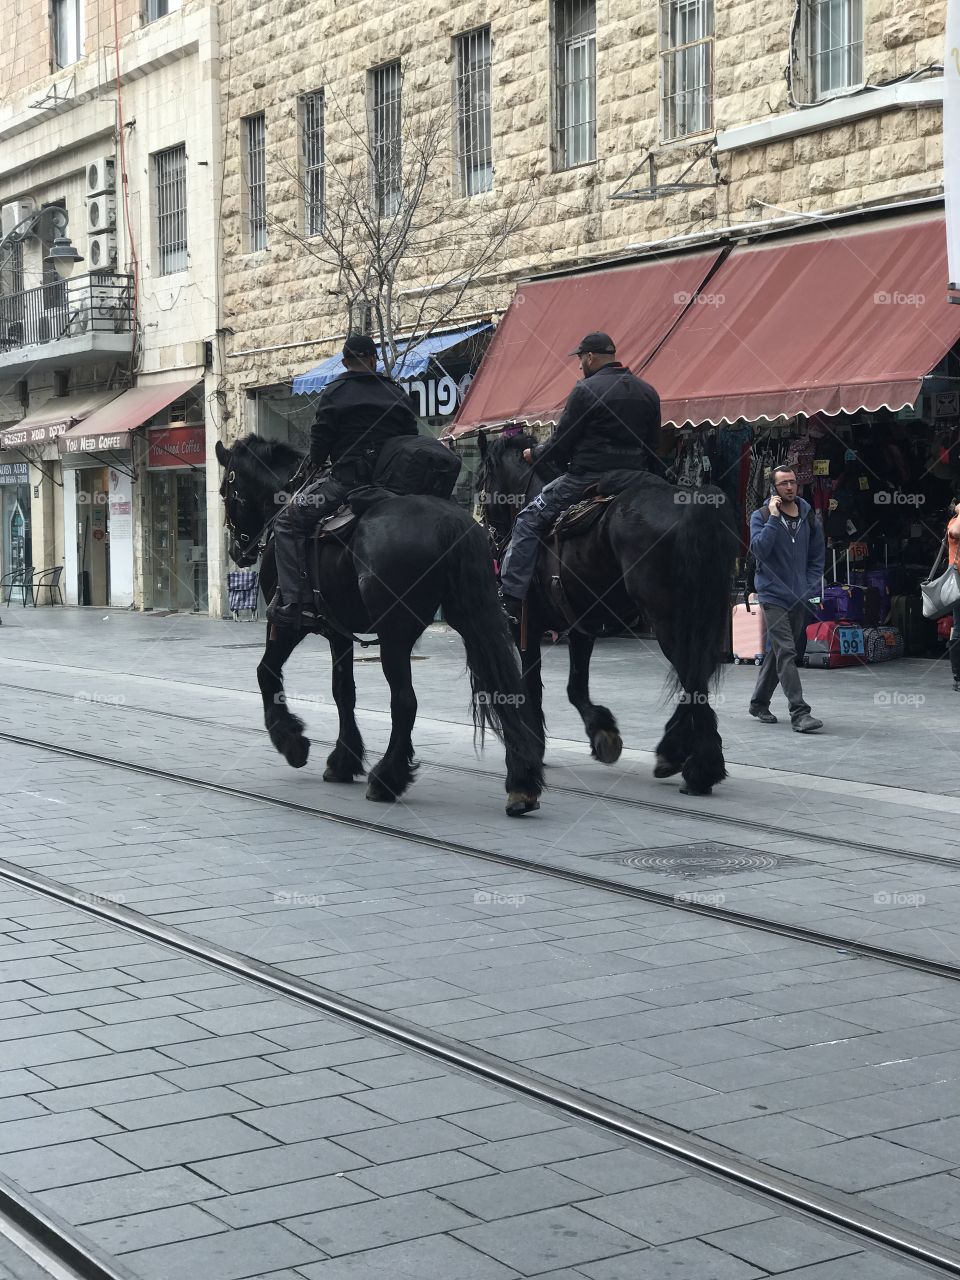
[
  {"x1": 567, "y1": 628, "x2": 622, "y2": 764},
  {"x1": 257, "y1": 624, "x2": 311, "y2": 768},
  {"x1": 323, "y1": 632, "x2": 365, "y2": 783},
  {"x1": 366, "y1": 633, "x2": 419, "y2": 803}
]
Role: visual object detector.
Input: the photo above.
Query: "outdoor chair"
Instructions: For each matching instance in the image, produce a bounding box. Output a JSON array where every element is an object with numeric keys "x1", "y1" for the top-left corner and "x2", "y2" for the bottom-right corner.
[
  {"x1": 33, "y1": 566, "x2": 65, "y2": 606},
  {"x1": 1, "y1": 565, "x2": 34, "y2": 607}
]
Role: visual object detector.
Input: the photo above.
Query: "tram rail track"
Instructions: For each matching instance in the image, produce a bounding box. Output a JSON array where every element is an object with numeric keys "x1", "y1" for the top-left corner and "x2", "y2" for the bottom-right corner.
[
  {"x1": 0, "y1": 677, "x2": 951, "y2": 870},
  {"x1": 0, "y1": 850, "x2": 957, "y2": 1277}
]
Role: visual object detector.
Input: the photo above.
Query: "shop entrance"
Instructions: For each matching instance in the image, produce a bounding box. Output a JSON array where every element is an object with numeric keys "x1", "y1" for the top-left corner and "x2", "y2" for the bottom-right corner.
[
  {"x1": 147, "y1": 469, "x2": 207, "y2": 611},
  {"x1": 76, "y1": 467, "x2": 110, "y2": 606}
]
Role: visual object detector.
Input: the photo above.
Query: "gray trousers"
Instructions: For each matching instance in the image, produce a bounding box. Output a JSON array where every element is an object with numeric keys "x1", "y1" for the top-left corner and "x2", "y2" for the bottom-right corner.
[
  {"x1": 750, "y1": 602, "x2": 812, "y2": 722},
  {"x1": 273, "y1": 476, "x2": 349, "y2": 607},
  {"x1": 500, "y1": 472, "x2": 593, "y2": 600}
]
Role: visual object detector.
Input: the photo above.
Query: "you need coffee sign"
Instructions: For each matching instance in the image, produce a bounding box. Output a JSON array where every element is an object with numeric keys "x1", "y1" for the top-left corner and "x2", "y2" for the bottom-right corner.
[{"x1": 147, "y1": 426, "x2": 206, "y2": 469}]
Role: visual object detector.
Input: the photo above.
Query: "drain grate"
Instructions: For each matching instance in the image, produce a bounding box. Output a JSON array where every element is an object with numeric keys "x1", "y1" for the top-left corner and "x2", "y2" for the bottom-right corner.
[{"x1": 593, "y1": 842, "x2": 812, "y2": 879}]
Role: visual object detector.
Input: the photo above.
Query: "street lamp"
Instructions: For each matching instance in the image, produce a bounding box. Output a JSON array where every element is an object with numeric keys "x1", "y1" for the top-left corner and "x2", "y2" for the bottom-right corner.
[{"x1": 0, "y1": 205, "x2": 84, "y2": 277}]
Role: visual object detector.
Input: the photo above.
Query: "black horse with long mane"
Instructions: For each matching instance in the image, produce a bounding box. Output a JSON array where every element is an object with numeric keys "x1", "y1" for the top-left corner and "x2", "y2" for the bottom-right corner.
[
  {"x1": 216, "y1": 434, "x2": 543, "y2": 815},
  {"x1": 477, "y1": 431, "x2": 737, "y2": 795}
]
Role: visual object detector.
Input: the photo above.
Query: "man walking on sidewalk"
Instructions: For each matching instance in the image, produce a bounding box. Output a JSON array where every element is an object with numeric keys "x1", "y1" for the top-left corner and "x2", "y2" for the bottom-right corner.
[{"x1": 748, "y1": 465, "x2": 825, "y2": 733}]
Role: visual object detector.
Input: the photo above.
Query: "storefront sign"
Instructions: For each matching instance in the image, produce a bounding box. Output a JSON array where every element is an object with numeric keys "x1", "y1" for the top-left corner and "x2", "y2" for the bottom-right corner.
[
  {"x1": 935, "y1": 391, "x2": 960, "y2": 418},
  {"x1": 946, "y1": 0, "x2": 960, "y2": 298},
  {"x1": 0, "y1": 421, "x2": 70, "y2": 449},
  {"x1": 62, "y1": 432, "x2": 128, "y2": 455},
  {"x1": 402, "y1": 374, "x2": 474, "y2": 420},
  {"x1": 147, "y1": 426, "x2": 206, "y2": 469},
  {"x1": 0, "y1": 462, "x2": 28, "y2": 483}
]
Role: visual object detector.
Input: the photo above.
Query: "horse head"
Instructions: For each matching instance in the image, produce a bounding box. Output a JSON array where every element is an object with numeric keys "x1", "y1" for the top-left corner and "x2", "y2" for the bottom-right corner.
[
  {"x1": 215, "y1": 434, "x2": 303, "y2": 567},
  {"x1": 476, "y1": 429, "x2": 542, "y2": 547}
]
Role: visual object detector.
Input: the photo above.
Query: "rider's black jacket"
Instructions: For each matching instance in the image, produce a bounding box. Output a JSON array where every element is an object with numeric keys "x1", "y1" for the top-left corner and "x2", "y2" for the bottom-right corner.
[
  {"x1": 310, "y1": 371, "x2": 418, "y2": 481},
  {"x1": 532, "y1": 363, "x2": 661, "y2": 475}
]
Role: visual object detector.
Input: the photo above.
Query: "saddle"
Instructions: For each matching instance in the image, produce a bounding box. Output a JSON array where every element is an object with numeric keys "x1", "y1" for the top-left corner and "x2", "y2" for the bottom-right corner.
[
  {"x1": 547, "y1": 492, "x2": 615, "y2": 541},
  {"x1": 312, "y1": 505, "x2": 358, "y2": 545}
]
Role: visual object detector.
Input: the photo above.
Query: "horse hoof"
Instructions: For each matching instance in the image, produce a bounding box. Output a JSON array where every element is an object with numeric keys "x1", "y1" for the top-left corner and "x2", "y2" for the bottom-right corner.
[
  {"x1": 506, "y1": 792, "x2": 540, "y2": 817},
  {"x1": 679, "y1": 783, "x2": 712, "y2": 796},
  {"x1": 283, "y1": 738, "x2": 310, "y2": 769},
  {"x1": 653, "y1": 755, "x2": 682, "y2": 779},
  {"x1": 323, "y1": 767, "x2": 355, "y2": 783},
  {"x1": 591, "y1": 731, "x2": 623, "y2": 765},
  {"x1": 366, "y1": 781, "x2": 396, "y2": 803}
]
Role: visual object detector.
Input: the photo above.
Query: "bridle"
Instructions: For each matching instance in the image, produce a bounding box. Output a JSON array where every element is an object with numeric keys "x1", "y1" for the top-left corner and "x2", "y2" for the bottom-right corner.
[
  {"x1": 220, "y1": 443, "x2": 281, "y2": 561},
  {"x1": 477, "y1": 450, "x2": 538, "y2": 566}
]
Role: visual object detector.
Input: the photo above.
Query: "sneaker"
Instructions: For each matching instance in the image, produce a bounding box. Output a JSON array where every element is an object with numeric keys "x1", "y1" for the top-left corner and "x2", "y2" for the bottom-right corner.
[
  {"x1": 792, "y1": 714, "x2": 823, "y2": 733},
  {"x1": 749, "y1": 707, "x2": 778, "y2": 724}
]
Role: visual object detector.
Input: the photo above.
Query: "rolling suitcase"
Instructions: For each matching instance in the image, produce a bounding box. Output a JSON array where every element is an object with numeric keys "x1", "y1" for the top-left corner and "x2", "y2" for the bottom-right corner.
[
  {"x1": 732, "y1": 597, "x2": 765, "y2": 665},
  {"x1": 804, "y1": 621, "x2": 865, "y2": 668}
]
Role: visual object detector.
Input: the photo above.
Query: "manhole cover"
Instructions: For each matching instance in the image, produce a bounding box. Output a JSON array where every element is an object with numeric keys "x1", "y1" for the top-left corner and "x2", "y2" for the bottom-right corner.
[{"x1": 593, "y1": 843, "x2": 811, "y2": 879}]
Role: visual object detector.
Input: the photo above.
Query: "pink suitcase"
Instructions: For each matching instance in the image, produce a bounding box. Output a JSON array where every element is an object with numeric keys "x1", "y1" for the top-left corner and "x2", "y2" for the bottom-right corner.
[{"x1": 732, "y1": 597, "x2": 765, "y2": 665}]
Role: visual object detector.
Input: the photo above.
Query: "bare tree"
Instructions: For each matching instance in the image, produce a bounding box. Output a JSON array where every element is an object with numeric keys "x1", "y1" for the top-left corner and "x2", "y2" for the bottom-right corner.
[{"x1": 267, "y1": 71, "x2": 544, "y2": 375}]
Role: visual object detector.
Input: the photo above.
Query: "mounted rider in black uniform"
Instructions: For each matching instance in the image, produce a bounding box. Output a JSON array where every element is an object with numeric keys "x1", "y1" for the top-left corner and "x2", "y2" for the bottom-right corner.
[
  {"x1": 499, "y1": 332, "x2": 661, "y2": 618},
  {"x1": 269, "y1": 332, "x2": 418, "y2": 629}
]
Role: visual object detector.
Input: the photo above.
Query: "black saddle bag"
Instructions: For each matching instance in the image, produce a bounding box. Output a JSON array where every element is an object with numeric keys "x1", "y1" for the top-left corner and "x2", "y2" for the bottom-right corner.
[{"x1": 373, "y1": 436, "x2": 462, "y2": 499}]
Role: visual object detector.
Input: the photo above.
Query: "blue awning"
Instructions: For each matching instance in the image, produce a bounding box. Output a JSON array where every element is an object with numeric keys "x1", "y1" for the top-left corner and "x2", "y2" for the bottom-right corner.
[{"x1": 292, "y1": 324, "x2": 492, "y2": 395}]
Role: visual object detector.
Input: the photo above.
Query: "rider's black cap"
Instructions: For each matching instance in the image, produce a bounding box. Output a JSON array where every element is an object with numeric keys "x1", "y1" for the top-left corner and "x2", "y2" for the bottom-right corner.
[
  {"x1": 343, "y1": 332, "x2": 378, "y2": 359},
  {"x1": 569, "y1": 331, "x2": 616, "y2": 357}
]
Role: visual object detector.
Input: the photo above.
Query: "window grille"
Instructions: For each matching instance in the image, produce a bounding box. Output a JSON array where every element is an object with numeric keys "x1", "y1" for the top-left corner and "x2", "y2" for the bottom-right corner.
[
  {"x1": 456, "y1": 28, "x2": 492, "y2": 196},
  {"x1": 244, "y1": 113, "x2": 267, "y2": 252},
  {"x1": 52, "y1": 0, "x2": 81, "y2": 68},
  {"x1": 154, "y1": 144, "x2": 188, "y2": 275},
  {"x1": 301, "y1": 91, "x2": 325, "y2": 236},
  {"x1": 369, "y1": 61, "x2": 402, "y2": 217},
  {"x1": 554, "y1": 0, "x2": 596, "y2": 169},
  {"x1": 660, "y1": 0, "x2": 714, "y2": 140},
  {"x1": 804, "y1": 0, "x2": 863, "y2": 100}
]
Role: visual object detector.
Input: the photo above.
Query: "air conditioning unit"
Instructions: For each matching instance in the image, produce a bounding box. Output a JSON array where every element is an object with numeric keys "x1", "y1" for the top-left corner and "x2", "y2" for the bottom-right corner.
[
  {"x1": 86, "y1": 156, "x2": 116, "y2": 197},
  {"x1": 88, "y1": 232, "x2": 118, "y2": 270},
  {"x1": 87, "y1": 194, "x2": 116, "y2": 231},
  {"x1": 67, "y1": 277, "x2": 117, "y2": 336},
  {"x1": 1, "y1": 199, "x2": 36, "y2": 238}
]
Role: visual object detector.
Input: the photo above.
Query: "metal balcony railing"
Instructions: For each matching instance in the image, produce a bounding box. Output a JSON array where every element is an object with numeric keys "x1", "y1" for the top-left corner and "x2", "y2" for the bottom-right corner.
[{"x1": 0, "y1": 272, "x2": 133, "y2": 352}]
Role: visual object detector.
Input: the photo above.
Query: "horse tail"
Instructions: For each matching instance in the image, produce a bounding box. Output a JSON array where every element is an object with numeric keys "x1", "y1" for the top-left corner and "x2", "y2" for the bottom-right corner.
[
  {"x1": 440, "y1": 518, "x2": 545, "y2": 799},
  {"x1": 667, "y1": 488, "x2": 738, "y2": 791}
]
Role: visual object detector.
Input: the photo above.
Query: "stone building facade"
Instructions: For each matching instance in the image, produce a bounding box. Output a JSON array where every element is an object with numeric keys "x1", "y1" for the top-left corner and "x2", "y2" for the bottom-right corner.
[
  {"x1": 218, "y1": 0, "x2": 947, "y2": 427},
  {"x1": 0, "y1": 0, "x2": 223, "y2": 612}
]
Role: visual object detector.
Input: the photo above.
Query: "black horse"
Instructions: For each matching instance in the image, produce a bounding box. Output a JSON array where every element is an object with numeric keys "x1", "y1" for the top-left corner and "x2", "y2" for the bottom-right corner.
[
  {"x1": 216, "y1": 435, "x2": 544, "y2": 816},
  {"x1": 477, "y1": 432, "x2": 738, "y2": 795}
]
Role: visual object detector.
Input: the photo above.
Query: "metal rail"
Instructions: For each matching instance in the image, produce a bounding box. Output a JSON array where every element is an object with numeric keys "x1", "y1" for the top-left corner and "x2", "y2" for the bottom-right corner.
[
  {"x1": 0, "y1": 851, "x2": 957, "y2": 1276},
  {"x1": 0, "y1": 1175, "x2": 132, "y2": 1280}
]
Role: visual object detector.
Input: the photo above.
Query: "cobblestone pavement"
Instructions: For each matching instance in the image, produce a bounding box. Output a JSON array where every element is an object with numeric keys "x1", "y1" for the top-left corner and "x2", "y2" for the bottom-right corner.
[{"x1": 0, "y1": 606, "x2": 958, "y2": 1278}]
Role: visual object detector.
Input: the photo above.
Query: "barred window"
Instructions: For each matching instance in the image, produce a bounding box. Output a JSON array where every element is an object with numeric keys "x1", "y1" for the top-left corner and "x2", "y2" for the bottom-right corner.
[
  {"x1": 52, "y1": 0, "x2": 82, "y2": 68},
  {"x1": 803, "y1": 0, "x2": 863, "y2": 100},
  {"x1": 301, "y1": 90, "x2": 325, "y2": 236},
  {"x1": 660, "y1": 0, "x2": 714, "y2": 141},
  {"x1": 456, "y1": 28, "x2": 492, "y2": 197},
  {"x1": 154, "y1": 144, "x2": 188, "y2": 275},
  {"x1": 243, "y1": 113, "x2": 267, "y2": 252},
  {"x1": 369, "y1": 61, "x2": 402, "y2": 218},
  {"x1": 554, "y1": 0, "x2": 596, "y2": 170}
]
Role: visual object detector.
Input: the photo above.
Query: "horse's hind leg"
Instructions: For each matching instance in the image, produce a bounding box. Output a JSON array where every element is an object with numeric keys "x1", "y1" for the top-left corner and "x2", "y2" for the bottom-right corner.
[
  {"x1": 323, "y1": 632, "x2": 365, "y2": 783},
  {"x1": 567, "y1": 629, "x2": 622, "y2": 764},
  {"x1": 258, "y1": 625, "x2": 310, "y2": 768},
  {"x1": 366, "y1": 632, "x2": 419, "y2": 803}
]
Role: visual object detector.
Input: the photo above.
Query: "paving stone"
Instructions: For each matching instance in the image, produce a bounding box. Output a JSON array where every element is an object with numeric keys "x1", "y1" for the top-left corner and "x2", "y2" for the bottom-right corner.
[
  {"x1": 162, "y1": 1033, "x2": 288, "y2": 1065},
  {"x1": 0, "y1": 1108, "x2": 118, "y2": 1154},
  {"x1": 352, "y1": 1076, "x2": 510, "y2": 1122},
  {"x1": 334, "y1": 1056, "x2": 448, "y2": 1089},
  {"x1": 297, "y1": 1233, "x2": 520, "y2": 1279},
  {"x1": 768, "y1": 1256, "x2": 940, "y2": 1280},
  {"x1": 704, "y1": 1217, "x2": 862, "y2": 1271},
  {"x1": 579, "y1": 1177, "x2": 777, "y2": 1244},
  {"x1": 96, "y1": 1085, "x2": 258, "y2": 1129},
  {"x1": 862, "y1": 1173, "x2": 960, "y2": 1230},
  {"x1": 26, "y1": 987, "x2": 137, "y2": 1013},
  {"x1": 1, "y1": 1031, "x2": 109, "y2": 1071},
  {"x1": 348, "y1": 1150, "x2": 493, "y2": 1196},
  {"x1": 242, "y1": 1096, "x2": 392, "y2": 1142},
  {"x1": 35, "y1": 1074, "x2": 181, "y2": 1113},
  {"x1": 285, "y1": 1190, "x2": 477, "y2": 1255},
  {"x1": 29, "y1": 968, "x2": 134, "y2": 994},
  {"x1": 1, "y1": 1139, "x2": 139, "y2": 1192},
  {"x1": 579, "y1": 1240, "x2": 763, "y2": 1279},
  {"x1": 192, "y1": 1138, "x2": 369, "y2": 1193},
  {"x1": 880, "y1": 1115, "x2": 960, "y2": 1162},
  {"x1": 101, "y1": 1115, "x2": 277, "y2": 1169},
  {"x1": 120, "y1": 1223, "x2": 323, "y2": 1280},
  {"x1": 465, "y1": 1129, "x2": 620, "y2": 1172},
  {"x1": 38, "y1": 1166, "x2": 220, "y2": 1223},
  {"x1": 522, "y1": 1045, "x2": 671, "y2": 1085},
  {"x1": 204, "y1": 1174, "x2": 375, "y2": 1228},
  {"x1": 699, "y1": 1114, "x2": 841, "y2": 1160},
  {"x1": 549, "y1": 1149, "x2": 687, "y2": 1194},
  {"x1": 157, "y1": 1058, "x2": 286, "y2": 1091},
  {"x1": 771, "y1": 1136, "x2": 953, "y2": 1191},
  {"x1": 91, "y1": 1204, "x2": 228, "y2": 1255},
  {"x1": 229, "y1": 1068, "x2": 366, "y2": 1106},
  {"x1": 0, "y1": 1069, "x2": 52, "y2": 1098},
  {"x1": 436, "y1": 1166, "x2": 601, "y2": 1219},
  {"x1": 31, "y1": 1048, "x2": 176, "y2": 1087},
  {"x1": 84, "y1": 995, "x2": 201, "y2": 1022},
  {"x1": 448, "y1": 1104, "x2": 568, "y2": 1142},
  {"x1": 453, "y1": 1205, "x2": 641, "y2": 1274}
]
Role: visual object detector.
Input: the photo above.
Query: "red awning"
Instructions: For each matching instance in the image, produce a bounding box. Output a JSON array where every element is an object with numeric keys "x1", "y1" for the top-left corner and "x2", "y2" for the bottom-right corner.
[
  {"x1": 0, "y1": 391, "x2": 122, "y2": 450},
  {"x1": 447, "y1": 250, "x2": 724, "y2": 436},
  {"x1": 58, "y1": 379, "x2": 201, "y2": 456},
  {"x1": 644, "y1": 214, "x2": 960, "y2": 427}
]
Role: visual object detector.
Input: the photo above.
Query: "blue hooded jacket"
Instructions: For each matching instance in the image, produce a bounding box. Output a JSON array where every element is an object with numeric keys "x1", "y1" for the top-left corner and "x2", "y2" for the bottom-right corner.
[{"x1": 749, "y1": 497, "x2": 825, "y2": 610}]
